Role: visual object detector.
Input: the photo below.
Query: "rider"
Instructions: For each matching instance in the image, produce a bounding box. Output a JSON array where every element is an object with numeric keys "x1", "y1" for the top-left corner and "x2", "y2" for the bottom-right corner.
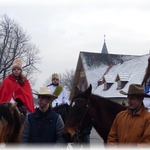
[
  {"x1": 47, "y1": 73, "x2": 70, "y2": 107},
  {"x1": 0, "y1": 58, "x2": 35, "y2": 114}
]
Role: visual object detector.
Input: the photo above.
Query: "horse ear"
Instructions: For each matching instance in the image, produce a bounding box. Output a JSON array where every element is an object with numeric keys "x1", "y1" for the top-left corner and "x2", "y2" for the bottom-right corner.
[
  {"x1": 74, "y1": 87, "x2": 80, "y2": 96},
  {"x1": 89, "y1": 84, "x2": 92, "y2": 91},
  {"x1": 82, "y1": 84, "x2": 92, "y2": 101},
  {"x1": 10, "y1": 102, "x2": 18, "y2": 112}
]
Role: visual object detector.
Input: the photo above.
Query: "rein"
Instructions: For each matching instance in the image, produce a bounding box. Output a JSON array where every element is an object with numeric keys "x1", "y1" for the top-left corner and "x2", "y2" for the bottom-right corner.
[{"x1": 73, "y1": 98, "x2": 92, "y2": 143}]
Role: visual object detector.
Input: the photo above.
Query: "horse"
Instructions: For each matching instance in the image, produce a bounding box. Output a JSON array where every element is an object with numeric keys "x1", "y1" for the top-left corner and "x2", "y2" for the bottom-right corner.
[
  {"x1": 52, "y1": 103, "x2": 69, "y2": 123},
  {"x1": 0, "y1": 102, "x2": 23, "y2": 144},
  {"x1": 62, "y1": 84, "x2": 126, "y2": 144}
]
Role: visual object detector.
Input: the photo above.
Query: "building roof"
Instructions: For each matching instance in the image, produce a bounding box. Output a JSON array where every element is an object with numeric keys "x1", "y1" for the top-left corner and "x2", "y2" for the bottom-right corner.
[
  {"x1": 80, "y1": 52, "x2": 140, "y2": 69},
  {"x1": 115, "y1": 73, "x2": 131, "y2": 82},
  {"x1": 79, "y1": 51, "x2": 149, "y2": 97},
  {"x1": 80, "y1": 51, "x2": 142, "y2": 91}
]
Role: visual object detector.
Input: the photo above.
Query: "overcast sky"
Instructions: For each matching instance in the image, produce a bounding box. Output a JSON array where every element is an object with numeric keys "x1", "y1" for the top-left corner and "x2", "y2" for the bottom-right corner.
[{"x1": 1, "y1": 0, "x2": 150, "y2": 90}]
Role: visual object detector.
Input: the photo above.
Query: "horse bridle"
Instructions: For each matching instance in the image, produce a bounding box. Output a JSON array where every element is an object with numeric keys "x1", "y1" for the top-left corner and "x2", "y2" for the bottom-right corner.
[{"x1": 73, "y1": 98, "x2": 91, "y2": 143}]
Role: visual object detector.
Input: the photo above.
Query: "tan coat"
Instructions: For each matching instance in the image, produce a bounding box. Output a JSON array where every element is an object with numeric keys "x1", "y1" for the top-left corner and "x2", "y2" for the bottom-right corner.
[{"x1": 107, "y1": 104, "x2": 150, "y2": 147}]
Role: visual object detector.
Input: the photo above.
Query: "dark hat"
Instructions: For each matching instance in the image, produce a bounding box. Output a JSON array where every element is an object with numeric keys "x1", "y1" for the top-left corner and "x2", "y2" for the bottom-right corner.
[
  {"x1": 120, "y1": 84, "x2": 150, "y2": 98},
  {"x1": 33, "y1": 87, "x2": 58, "y2": 100}
]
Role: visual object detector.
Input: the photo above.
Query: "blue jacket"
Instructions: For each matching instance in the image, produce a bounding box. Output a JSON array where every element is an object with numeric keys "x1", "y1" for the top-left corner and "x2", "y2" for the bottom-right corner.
[{"x1": 21, "y1": 107, "x2": 64, "y2": 144}]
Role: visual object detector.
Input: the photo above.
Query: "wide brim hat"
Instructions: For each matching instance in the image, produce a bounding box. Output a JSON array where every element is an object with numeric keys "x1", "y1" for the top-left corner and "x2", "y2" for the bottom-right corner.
[
  {"x1": 33, "y1": 87, "x2": 58, "y2": 100},
  {"x1": 120, "y1": 84, "x2": 150, "y2": 98}
]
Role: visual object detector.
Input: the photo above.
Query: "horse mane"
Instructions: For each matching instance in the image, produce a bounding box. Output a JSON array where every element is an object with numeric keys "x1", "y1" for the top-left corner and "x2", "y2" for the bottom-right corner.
[
  {"x1": 91, "y1": 94, "x2": 126, "y2": 109},
  {"x1": 0, "y1": 102, "x2": 23, "y2": 143},
  {"x1": 52, "y1": 103, "x2": 69, "y2": 123},
  {"x1": 52, "y1": 103, "x2": 69, "y2": 110},
  {"x1": 90, "y1": 94, "x2": 126, "y2": 120},
  {"x1": 89, "y1": 93, "x2": 126, "y2": 142}
]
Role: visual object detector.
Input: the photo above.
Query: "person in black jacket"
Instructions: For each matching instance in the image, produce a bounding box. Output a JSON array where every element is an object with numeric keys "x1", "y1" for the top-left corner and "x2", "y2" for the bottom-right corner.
[{"x1": 21, "y1": 87, "x2": 65, "y2": 147}]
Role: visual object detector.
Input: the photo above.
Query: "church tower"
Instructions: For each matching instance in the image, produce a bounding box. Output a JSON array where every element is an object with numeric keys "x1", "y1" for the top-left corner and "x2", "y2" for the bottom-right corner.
[{"x1": 101, "y1": 35, "x2": 108, "y2": 54}]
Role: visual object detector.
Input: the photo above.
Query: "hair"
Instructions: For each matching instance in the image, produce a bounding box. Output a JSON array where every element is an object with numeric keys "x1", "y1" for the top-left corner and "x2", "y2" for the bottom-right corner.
[
  {"x1": 11, "y1": 72, "x2": 26, "y2": 86},
  {"x1": 142, "y1": 58, "x2": 150, "y2": 85}
]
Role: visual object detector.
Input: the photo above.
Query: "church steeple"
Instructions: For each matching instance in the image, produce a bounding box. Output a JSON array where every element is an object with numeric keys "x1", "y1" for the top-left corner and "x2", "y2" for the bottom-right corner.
[{"x1": 101, "y1": 35, "x2": 108, "y2": 54}]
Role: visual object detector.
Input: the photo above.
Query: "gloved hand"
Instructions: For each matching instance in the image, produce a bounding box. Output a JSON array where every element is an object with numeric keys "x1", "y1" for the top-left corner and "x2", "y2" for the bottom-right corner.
[
  {"x1": 15, "y1": 98, "x2": 23, "y2": 107},
  {"x1": 15, "y1": 98, "x2": 27, "y2": 117}
]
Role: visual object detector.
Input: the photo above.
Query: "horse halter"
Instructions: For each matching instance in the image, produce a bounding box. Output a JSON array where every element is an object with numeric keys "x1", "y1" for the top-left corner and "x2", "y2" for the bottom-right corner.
[{"x1": 73, "y1": 98, "x2": 90, "y2": 143}]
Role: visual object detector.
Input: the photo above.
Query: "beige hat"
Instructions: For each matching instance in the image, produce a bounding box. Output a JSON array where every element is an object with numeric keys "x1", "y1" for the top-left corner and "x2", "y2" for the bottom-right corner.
[
  {"x1": 120, "y1": 84, "x2": 150, "y2": 98},
  {"x1": 52, "y1": 73, "x2": 59, "y2": 79},
  {"x1": 12, "y1": 58, "x2": 22, "y2": 70},
  {"x1": 34, "y1": 87, "x2": 58, "y2": 100}
]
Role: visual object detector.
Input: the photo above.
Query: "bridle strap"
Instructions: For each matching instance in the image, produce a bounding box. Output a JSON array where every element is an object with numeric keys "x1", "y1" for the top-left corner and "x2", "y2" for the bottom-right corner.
[
  {"x1": 73, "y1": 98, "x2": 91, "y2": 142},
  {"x1": 78, "y1": 103, "x2": 89, "y2": 129}
]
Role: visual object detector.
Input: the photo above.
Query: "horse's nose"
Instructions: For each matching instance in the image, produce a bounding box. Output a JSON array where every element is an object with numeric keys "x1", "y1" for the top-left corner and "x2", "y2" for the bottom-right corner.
[{"x1": 62, "y1": 132, "x2": 73, "y2": 142}]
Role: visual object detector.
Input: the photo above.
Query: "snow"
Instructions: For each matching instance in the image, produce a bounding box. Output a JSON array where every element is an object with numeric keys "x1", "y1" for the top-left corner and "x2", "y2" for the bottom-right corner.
[{"x1": 83, "y1": 54, "x2": 150, "y2": 107}]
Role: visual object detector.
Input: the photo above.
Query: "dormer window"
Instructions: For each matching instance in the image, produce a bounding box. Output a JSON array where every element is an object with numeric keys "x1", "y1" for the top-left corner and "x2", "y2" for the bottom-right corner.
[
  {"x1": 103, "y1": 82, "x2": 107, "y2": 90},
  {"x1": 117, "y1": 80, "x2": 121, "y2": 90},
  {"x1": 103, "y1": 75, "x2": 115, "y2": 91},
  {"x1": 103, "y1": 82, "x2": 113, "y2": 91},
  {"x1": 115, "y1": 73, "x2": 131, "y2": 90}
]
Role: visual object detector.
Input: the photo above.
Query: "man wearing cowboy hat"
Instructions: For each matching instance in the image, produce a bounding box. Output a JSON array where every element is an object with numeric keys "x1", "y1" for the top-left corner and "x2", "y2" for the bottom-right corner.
[
  {"x1": 21, "y1": 87, "x2": 65, "y2": 145},
  {"x1": 107, "y1": 84, "x2": 150, "y2": 147}
]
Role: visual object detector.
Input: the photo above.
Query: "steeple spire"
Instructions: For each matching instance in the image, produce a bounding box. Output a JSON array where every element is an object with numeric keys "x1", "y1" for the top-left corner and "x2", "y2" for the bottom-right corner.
[{"x1": 101, "y1": 35, "x2": 108, "y2": 54}]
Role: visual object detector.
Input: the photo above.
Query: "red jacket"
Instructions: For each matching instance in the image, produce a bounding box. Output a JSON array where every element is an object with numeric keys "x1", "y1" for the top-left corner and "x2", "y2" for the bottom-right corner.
[{"x1": 0, "y1": 75, "x2": 35, "y2": 112}]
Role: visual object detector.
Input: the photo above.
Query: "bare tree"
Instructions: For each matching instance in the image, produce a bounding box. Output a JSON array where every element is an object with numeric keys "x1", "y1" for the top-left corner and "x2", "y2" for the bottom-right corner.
[
  {"x1": 0, "y1": 14, "x2": 41, "y2": 85},
  {"x1": 60, "y1": 69, "x2": 75, "y2": 92}
]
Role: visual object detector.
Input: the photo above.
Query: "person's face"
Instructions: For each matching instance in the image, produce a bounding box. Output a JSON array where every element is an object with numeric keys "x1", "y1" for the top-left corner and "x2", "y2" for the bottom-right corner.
[
  {"x1": 127, "y1": 95, "x2": 143, "y2": 110},
  {"x1": 52, "y1": 78, "x2": 59, "y2": 84},
  {"x1": 12, "y1": 67, "x2": 21, "y2": 77},
  {"x1": 38, "y1": 95, "x2": 50, "y2": 109}
]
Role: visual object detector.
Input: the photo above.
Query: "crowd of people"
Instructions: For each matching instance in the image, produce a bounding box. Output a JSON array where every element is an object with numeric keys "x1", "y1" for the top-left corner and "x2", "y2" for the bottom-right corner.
[
  {"x1": 0, "y1": 58, "x2": 69, "y2": 147},
  {"x1": 1, "y1": 57, "x2": 150, "y2": 148}
]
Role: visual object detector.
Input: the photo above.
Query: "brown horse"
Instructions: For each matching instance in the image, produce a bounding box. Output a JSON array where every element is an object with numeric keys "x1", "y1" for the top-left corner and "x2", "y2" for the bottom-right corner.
[
  {"x1": 62, "y1": 84, "x2": 126, "y2": 144},
  {"x1": 0, "y1": 102, "x2": 23, "y2": 144},
  {"x1": 52, "y1": 103, "x2": 69, "y2": 123}
]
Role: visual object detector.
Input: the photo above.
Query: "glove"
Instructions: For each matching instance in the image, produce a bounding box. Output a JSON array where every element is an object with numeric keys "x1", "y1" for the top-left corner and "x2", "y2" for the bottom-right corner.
[
  {"x1": 15, "y1": 98, "x2": 27, "y2": 118},
  {"x1": 15, "y1": 98, "x2": 23, "y2": 107}
]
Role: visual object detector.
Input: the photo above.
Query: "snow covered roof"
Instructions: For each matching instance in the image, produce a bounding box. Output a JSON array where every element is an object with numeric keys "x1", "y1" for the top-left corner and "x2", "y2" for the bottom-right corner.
[
  {"x1": 103, "y1": 74, "x2": 115, "y2": 83},
  {"x1": 115, "y1": 73, "x2": 131, "y2": 82},
  {"x1": 80, "y1": 52, "x2": 139, "y2": 70},
  {"x1": 81, "y1": 53, "x2": 149, "y2": 98}
]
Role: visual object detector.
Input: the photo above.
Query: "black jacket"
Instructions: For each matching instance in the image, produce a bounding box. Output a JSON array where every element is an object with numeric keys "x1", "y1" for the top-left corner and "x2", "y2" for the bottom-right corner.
[{"x1": 21, "y1": 107, "x2": 64, "y2": 144}]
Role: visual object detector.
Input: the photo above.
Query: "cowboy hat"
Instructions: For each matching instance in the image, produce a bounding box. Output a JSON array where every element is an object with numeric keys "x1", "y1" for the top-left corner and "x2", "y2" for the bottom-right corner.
[
  {"x1": 120, "y1": 84, "x2": 150, "y2": 98},
  {"x1": 33, "y1": 87, "x2": 58, "y2": 100}
]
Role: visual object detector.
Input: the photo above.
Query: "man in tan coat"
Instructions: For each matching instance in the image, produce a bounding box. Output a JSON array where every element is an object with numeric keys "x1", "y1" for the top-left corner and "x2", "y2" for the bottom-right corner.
[{"x1": 107, "y1": 84, "x2": 150, "y2": 148}]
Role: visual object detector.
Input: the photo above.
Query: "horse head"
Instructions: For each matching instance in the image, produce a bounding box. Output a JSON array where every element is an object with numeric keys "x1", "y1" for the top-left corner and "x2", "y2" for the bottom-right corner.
[
  {"x1": 0, "y1": 102, "x2": 23, "y2": 143},
  {"x1": 62, "y1": 84, "x2": 92, "y2": 143},
  {"x1": 62, "y1": 84, "x2": 126, "y2": 143}
]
